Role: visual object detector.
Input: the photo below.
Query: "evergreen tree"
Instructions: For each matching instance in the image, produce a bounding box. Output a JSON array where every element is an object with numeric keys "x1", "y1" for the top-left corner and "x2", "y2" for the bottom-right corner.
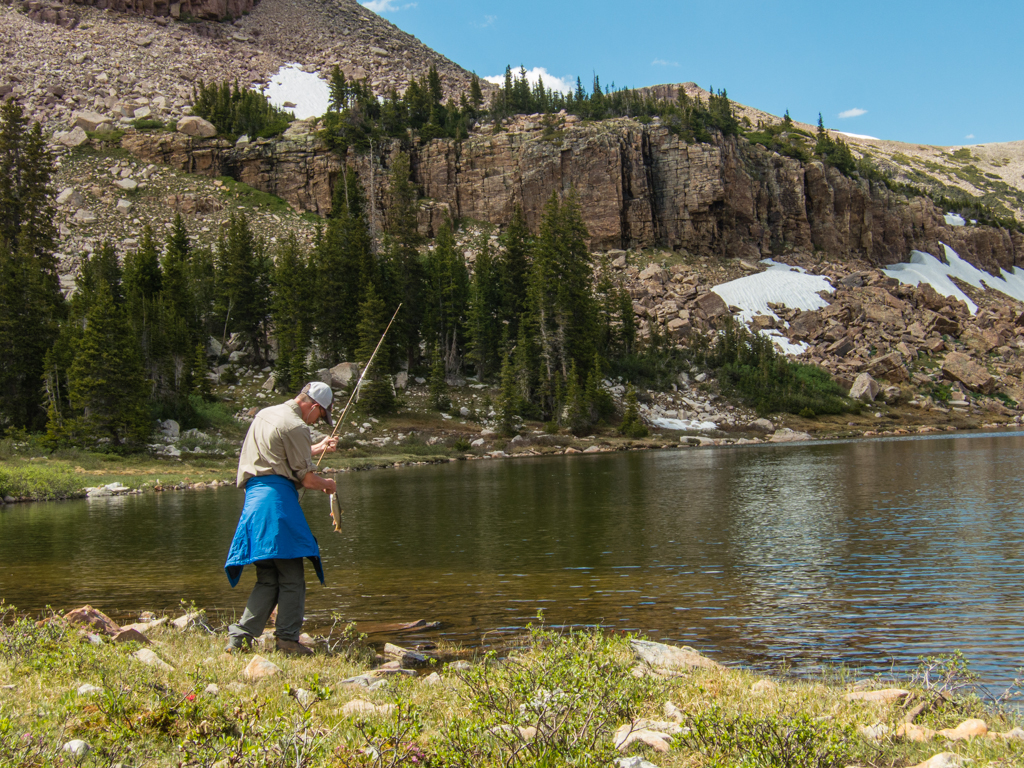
[
  {"x1": 467, "y1": 233, "x2": 502, "y2": 380},
  {"x1": 311, "y1": 168, "x2": 372, "y2": 362},
  {"x1": 381, "y1": 152, "x2": 423, "y2": 370},
  {"x1": 122, "y1": 225, "x2": 163, "y2": 301},
  {"x1": 272, "y1": 233, "x2": 311, "y2": 390},
  {"x1": 498, "y1": 203, "x2": 531, "y2": 340},
  {"x1": 495, "y1": 350, "x2": 520, "y2": 437},
  {"x1": 618, "y1": 384, "x2": 648, "y2": 438},
  {"x1": 162, "y1": 214, "x2": 196, "y2": 336},
  {"x1": 328, "y1": 66, "x2": 349, "y2": 112},
  {"x1": 354, "y1": 284, "x2": 397, "y2": 415},
  {"x1": 529, "y1": 189, "x2": 598, "y2": 391},
  {"x1": 0, "y1": 101, "x2": 62, "y2": 430},
  {"x1": 428, "y1": 341, "x2": 451, "y2": 411},
  {"x1": 563, "y1": 361, "x2": 590, "y2": 435},
  {"x1": 422, "y1": 219, "x2": 469, "y2": 379},
  {"x1": 67, "y1": 283, "x2": 150, "y2": 448},
  {"x1": 214, "y1": 213, "x2": 272, "y2": 364}
]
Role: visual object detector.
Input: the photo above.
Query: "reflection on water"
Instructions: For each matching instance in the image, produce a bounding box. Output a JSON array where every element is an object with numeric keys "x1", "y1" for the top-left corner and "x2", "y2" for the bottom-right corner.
[{"x1": 2, "y1": 431, "x2": 1023, "y2": 692}]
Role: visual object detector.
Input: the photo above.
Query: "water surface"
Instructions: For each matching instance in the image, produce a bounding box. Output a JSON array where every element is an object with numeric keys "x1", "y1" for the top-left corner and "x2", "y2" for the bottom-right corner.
[{"x1": 2, "y1": 431, "x2": 1022, "y2": 693}]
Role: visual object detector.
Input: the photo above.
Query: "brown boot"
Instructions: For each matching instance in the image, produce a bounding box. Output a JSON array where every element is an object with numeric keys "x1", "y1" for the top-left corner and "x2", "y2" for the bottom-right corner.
[{"x1": 275, "y1": 637, "x2": 313, "y2": 656}]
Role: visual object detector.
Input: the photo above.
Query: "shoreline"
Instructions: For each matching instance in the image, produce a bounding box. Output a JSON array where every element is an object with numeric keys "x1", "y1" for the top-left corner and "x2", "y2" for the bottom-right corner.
[
  {"x1": 3, "y1": 420, "x2": 1024, "y2": 505},
  {"x1": 0, "y1": 603, "x2": 1020, "y2": 768}
]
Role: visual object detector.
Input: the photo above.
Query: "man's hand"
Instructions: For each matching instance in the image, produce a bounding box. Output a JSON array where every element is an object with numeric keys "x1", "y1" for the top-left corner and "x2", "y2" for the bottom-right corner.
[
  {"x1": 301, "y1": 472, "x2": 336, "y2": 494},
  {"x1": 311, "y1": 436, "x2": 339, "y2": 457}
]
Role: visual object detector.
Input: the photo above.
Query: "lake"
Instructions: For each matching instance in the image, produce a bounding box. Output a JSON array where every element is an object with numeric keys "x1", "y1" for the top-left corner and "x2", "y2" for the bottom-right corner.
[{"x1": 2, "y1": 431, "x2": 1022, "y2": 695}]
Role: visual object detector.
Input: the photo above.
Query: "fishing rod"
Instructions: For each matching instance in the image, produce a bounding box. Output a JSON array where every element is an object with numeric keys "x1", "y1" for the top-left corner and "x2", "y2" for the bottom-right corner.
[{"x1": 311, "y1": 303, "x2": 401, "y2": 531}]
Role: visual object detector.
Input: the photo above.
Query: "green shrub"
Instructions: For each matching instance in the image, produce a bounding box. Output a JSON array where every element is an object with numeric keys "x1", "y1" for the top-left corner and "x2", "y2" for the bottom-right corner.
[
  {"x1": 682, "y1": 706, "x2": 854, "y2": 768},
  {"x1": 0, "y1": 464, "x2": 84, "y2": 500},
  {"x1": 708, "y1": 320, "x2": 855, "y2": 417},
  {"x1": 437, "y1": 626, "x2": 665, "y2": 767}
]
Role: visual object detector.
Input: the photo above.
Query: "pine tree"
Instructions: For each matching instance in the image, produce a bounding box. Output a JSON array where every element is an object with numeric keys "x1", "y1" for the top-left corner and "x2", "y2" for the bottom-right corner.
[
  {"x1": 495, "y1": 350, "x2": 519, "y2": 437},
  {"x1": 162, "y1": 214, "x2": 196, "y2": 334},
  {"x1": 0, "y1": 101, "x2": 62, "y2": 430},
  {"x1": 214, "y1": 213, "x2": 272, "y2": 364},
  {"x1": 311, "y1": 168, "x2": 372, "y2": 362},
  {"x1": 618, "y1": 384, "x2": 648, "y2": 438},
  {"x1": 68, "y1": 283, "x2": 150, "y2": 448},
  {"x1": 422, "y1": 219, "x2": 469, "y2": 379},
  {"x1": 564, "y1": 361, "x2": 590, "y2": 435},
  {"x1": 272, "y1": 233, "x2": 310, "y2": 390},
  {"x1": 467, "y1": 233, "x2": 502, "y2": 380},
  {"x1": 381, "y1": 152, "x2": 423, "y2": 370},
  {"x1": 529, "y1": 189, "x2": 598, "y2": 392},
  {"x1": 498, "y1": 203, "x2": 531, "y2": 340},
  {"x1": 122, "y1": 225, "x2": 163, "y2": 301},
  {"x1": 328, "y1": 65, "x2": 349, "y2": 112},
  {"x1": 354, "y1": 284, "x2": 397, "y2": 415},
  {"x1": 428, "y1": 341, "x2": 451, "y2": 411}
]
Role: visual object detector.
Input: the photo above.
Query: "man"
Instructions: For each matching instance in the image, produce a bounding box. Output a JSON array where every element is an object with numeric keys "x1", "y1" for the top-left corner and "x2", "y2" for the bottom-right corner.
[{"x1": 224, "y1": 381, "x2": 339, "y2": 655}]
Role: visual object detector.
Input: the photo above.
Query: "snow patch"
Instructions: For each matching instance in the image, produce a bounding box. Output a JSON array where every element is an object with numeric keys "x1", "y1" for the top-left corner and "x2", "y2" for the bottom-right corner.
[
  {"x1": 263, "y1": 64, "x2": 330, "y2": 120},
  {"x1": 944, "y1": 212, "x2": 966, "y2": 226},
  {"x1": 838, "y1": 131, "x2": 880, "y2": 140},
  {"x1": 882, "y1": 244, "x2": 1024, "y2": 315},
  {"x1": 650, "y1": 417, "x2": 718, "y2": 432},
  {"x1": 711, "y1": 261, "x2": 834, "y2": 354}
]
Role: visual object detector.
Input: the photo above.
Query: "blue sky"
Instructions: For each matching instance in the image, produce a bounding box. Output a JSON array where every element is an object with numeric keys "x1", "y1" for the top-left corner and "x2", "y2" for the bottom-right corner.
[{"x1": 362, "y1": 0, "x2": 1022, "y2": 147}]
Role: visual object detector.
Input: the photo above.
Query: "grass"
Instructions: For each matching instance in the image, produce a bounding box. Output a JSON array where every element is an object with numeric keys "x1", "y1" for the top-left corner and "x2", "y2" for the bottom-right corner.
[{"x1": 0, "y1": 605, "x2": 1020, "y2": 768}]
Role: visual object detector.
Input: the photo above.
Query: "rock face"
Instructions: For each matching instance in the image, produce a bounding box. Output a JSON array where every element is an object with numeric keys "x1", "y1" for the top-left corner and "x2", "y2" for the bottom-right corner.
[{"x1": 123, "y1": 119, "x2": 1024, "y2": 272}]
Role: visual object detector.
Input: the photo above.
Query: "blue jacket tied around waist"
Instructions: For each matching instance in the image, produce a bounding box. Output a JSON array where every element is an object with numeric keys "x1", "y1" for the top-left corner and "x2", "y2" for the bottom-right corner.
[{"x1": 224, "y1": 474, "x2": 324, "y2": 587}]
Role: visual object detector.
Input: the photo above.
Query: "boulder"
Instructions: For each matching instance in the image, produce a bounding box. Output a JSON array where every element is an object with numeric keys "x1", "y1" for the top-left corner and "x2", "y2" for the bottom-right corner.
[
  {"x1": 160, "y1": 419, "x2": 180, "y2": 438},
  {"x1": 864, "y1": 351, "x2": 908, "y2": 383},
  {"x1": 768, "y1": 429, "x2": 812, "y2": 443},
  {"x1": 58, "y1": 126, "x2": 89, "y2": 148},
  {"x1": 71, "y1": 110, "x2": 110, "y2": 132},
  {"x1": 849, "y1": 372, "x2": 880, "y2": 402},
  {"x1": 937, "y1": 718, "x2": 987, "y2": 740},
  {"x1": 748, "y1": 418, "x2": 774, "y2": 432},
  {"x1": 394, "y1": 370, "x2": 408, "y2": 390},
  {"x1": 115, "y1": 179, "x2": 138, "y2": 192},
  {"x1": 261, "y1": 374, "x2": 276, "y2": 391},
  {"x1": 941, "y1": 352, "x2": 995, "y2": 393},
  {"x1": 133, "y1": 648, "x2": 174, "y2": 671},
  {"x1": 630, "y1": 639, "x2": 723, "y2": 671},
  {"x1": 65, "y1": 605, "x2": 120, "y2": 636},
  {"x1": 113, "y1": 628, "x2": 150, "y2": 645},
  {"x1": 176, "y1": 116, "x2": 217, "y2": 138},
  {"x1": 314, "y1": 367, "x2": 333, "y2": 386},
  {"x1": 694, "y1": 292, "x2": 731, "y2": 322},
  {"x1": 329, "y1": 362, "x2": 360, "y2": 388},
  {"x1": 342, "y1": 698, "x2": 395, "y2": 716},
  {"x1": 909, "y1": 753, "x2": 971, "y2": 768},
  {"x1": 62, "y1": 740, "x2": 91, "y2": 758},
  {"x1": 56, "y1": 187, "x2": 84, "y2": 207},
  {"x1": 383, "y1": 642, "x2": 431, "y2": 668},
  {"x1": 243, "y1": 655, "x2": 282, "y2": 681}
]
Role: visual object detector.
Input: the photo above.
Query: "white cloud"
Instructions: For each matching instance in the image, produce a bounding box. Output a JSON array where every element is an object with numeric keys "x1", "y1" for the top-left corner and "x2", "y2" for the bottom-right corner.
[
  {"x1": 362, "y1": 0, "x2": 416, "y2": 12},
  {"x1": 484, "y1": 67, "x2": 575, "y2": 95},
  {"x1": 965, "y1": 133, "x2": 975, "y2": 139},
  {"x1": 838, "y1": 107, "x2": 867, "y2": 119},
  {"x1": 473, "y1": 14, "x2": 497, "y2": 28},
  {"x1": 652, "y1": 58, "x2": 679, "y2": 67}
]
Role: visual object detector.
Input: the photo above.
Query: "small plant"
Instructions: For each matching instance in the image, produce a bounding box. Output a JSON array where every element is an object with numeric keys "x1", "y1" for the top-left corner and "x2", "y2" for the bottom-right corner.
[
  {"x1": 913, "y1": 650, "x2": 979, "y2": 696},
  {"x1": 682, "y1": 707, "x2": 854, "y2": 768}
]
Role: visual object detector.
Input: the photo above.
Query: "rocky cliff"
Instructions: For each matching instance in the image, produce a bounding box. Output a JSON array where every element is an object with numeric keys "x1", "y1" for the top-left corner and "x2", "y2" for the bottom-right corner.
[{"x1": 124, "y1": 115, "x2": 1024, "y2": 273}]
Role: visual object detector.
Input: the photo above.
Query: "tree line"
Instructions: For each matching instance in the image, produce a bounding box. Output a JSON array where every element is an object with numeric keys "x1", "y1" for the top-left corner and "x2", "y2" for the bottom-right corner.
[{"x1": 0, "y1": 100, "x2": 662, "y2": 448}]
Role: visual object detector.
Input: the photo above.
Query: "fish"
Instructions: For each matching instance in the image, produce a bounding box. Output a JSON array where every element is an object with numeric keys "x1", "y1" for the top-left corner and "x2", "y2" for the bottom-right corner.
[{"x1": 329, "y1": 492, "x2": 343, "y2": 533}]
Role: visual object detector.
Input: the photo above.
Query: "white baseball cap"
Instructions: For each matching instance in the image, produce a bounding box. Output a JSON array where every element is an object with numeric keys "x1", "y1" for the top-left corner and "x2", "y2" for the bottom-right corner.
[{"x1": 301, "y1": 382, "x2": 334, "y2": 427}]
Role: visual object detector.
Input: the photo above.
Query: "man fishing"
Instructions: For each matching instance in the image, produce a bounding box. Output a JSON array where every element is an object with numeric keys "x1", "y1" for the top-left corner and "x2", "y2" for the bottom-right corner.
[{"x1": 224, "y1": 381, "x2": 339, "y2": 655}]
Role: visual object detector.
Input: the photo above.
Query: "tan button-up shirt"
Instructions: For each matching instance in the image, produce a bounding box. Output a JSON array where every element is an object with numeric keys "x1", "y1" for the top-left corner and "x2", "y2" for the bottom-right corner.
[{"x1": 235, "y1": 400, "x2": 314, "y2": 489}]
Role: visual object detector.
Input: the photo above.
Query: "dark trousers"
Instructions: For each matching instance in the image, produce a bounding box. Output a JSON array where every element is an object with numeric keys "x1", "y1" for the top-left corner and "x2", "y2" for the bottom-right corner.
[{"x1": 228, "y1": 557, "x2": 306, "y2": 643}]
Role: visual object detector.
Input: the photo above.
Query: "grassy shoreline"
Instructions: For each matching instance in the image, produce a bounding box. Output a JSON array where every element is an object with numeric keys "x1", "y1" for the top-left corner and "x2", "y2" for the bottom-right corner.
[
  {"x1": 0, "y1": 604, "x2": 1020, "y2": 768},
  {"x1": 2, "y1": 417, "x2": 1022, "y2": 504}
]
